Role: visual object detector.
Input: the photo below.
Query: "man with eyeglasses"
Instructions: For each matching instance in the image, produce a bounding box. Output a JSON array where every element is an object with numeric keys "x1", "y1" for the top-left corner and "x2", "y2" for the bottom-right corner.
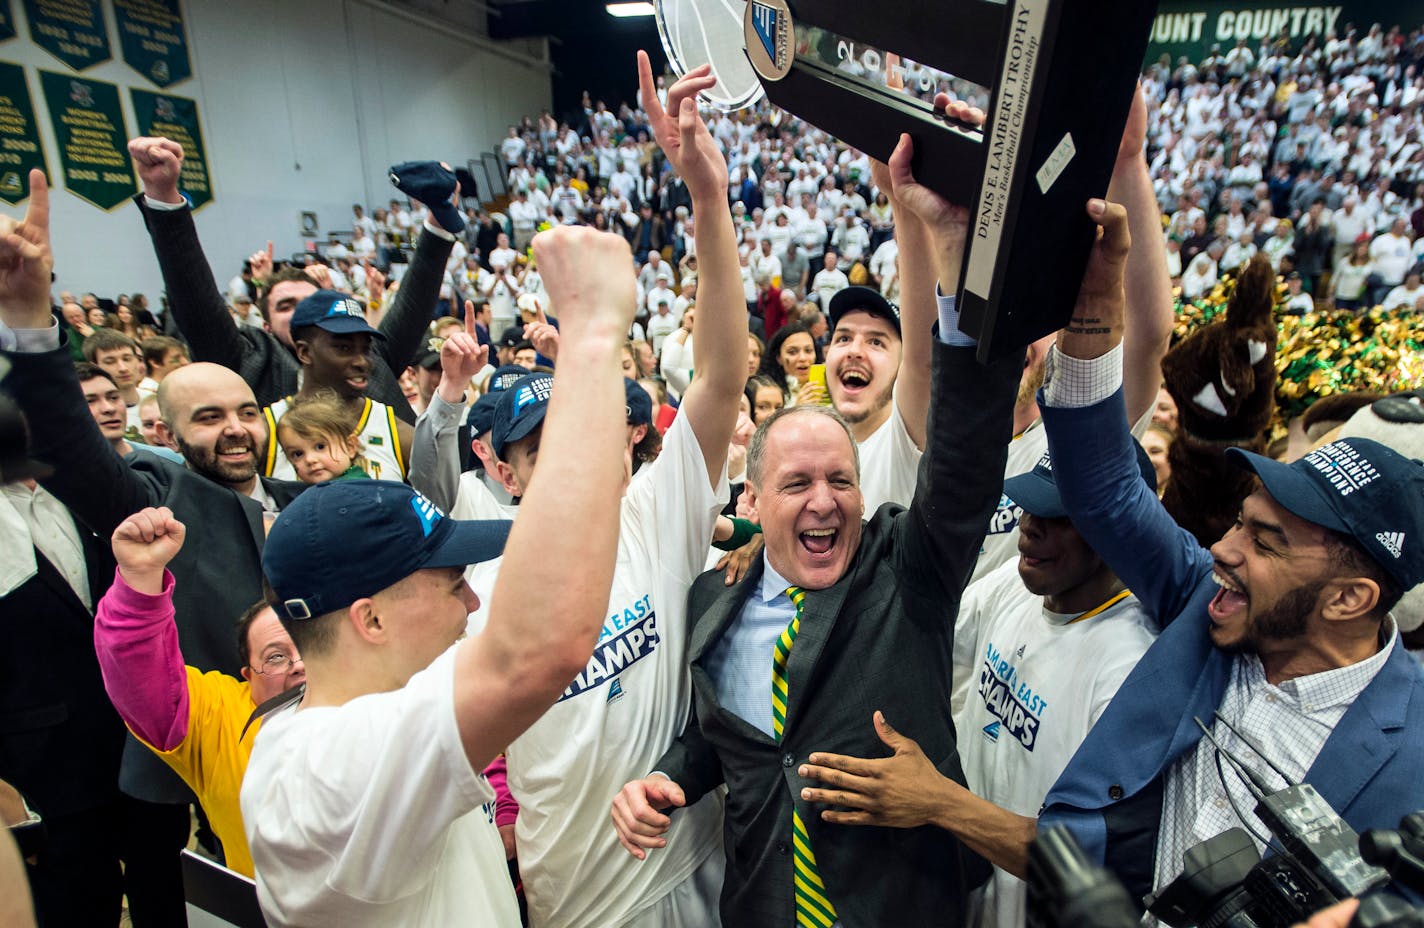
[
  {"x1": 92, "y1": 506, "x2": 306, "y2": 877},
  {"x1": 94, "y1": 502, "x2": 520, "y2": 884}
]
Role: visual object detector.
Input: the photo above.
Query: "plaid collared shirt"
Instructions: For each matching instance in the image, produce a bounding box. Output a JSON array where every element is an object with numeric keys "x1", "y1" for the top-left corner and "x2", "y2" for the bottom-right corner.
[{"x1": 1153, "y1": 619, "x2": 1398, "y2": 891}]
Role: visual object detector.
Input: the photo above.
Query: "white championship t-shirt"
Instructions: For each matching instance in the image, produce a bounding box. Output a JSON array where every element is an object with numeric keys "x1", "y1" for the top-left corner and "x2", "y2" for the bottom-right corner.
[
  {"x1": 951, "y1": 559, "x2": 1157, "y2": 928},
  {"x1": 461, "y1": 413, "x2": 728, "y2": 927},
  {"x1": 241, "y1": 648, "x2": 519, "y2": 928},
  {"x1": 855, "y1": 385, "x2": 922, "y2": 514}
]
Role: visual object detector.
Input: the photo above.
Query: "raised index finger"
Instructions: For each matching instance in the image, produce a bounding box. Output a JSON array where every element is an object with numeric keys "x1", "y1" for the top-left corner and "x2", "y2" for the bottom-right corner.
[
  {"x1": 465, "y1": 299, "x2": 476, "y2": 336},
  {"x1": 636, "y1": 51, "x2": 666, "y2": 125},
  {"x1": 24, "y1": 169, "x2": 48, "y2": 235}
]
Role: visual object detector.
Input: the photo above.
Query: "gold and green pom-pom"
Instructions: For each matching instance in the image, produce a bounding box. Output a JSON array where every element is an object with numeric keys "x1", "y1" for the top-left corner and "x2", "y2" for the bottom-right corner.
[{"x1": 1172, "y1": 273, "x2": 1424, "y2": 439}]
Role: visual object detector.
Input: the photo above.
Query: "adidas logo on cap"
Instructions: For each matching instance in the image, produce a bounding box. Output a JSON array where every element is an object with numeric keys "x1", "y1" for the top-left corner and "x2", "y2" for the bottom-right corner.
[
  {"x1": 1376, "y1": 531, "x2": 1406, "y2": 559},
  {"x1": 410, "y1": 493, "x2": 445, "y2": 538}
]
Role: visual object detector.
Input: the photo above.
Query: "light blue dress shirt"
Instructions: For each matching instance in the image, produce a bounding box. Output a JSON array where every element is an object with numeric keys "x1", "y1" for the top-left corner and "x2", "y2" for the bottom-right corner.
[{"x1": 703, "y1": 554, "x2": 797, "y2": 739}]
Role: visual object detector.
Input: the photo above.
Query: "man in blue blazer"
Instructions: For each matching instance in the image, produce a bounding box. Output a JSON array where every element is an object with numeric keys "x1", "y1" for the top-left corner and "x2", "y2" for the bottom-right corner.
[{"x1": 1030, "y1": 206, "x2": 1424, "y2": 903}]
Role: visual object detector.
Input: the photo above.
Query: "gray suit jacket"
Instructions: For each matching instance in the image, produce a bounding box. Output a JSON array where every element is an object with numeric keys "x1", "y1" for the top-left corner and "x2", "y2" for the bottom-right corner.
[{"x1": 657, "y1": 339, "x2": 1023, "y2": 927}]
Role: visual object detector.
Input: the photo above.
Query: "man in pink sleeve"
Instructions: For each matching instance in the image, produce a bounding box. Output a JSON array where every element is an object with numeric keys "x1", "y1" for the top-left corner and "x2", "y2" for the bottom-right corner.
[
  {"x1": 95, "y1": 505, "x2": 523, "y2": 879},
  {"x1": 94, "y1": 506, "x2": 303, "y2": 877}
]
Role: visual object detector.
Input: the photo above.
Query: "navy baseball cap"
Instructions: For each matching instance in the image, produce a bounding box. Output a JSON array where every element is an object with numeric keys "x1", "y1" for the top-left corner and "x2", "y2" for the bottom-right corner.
[
  {"x1": 498, "y1": 325, "x2": 525, "y2": 350},
  {"x1": 1226, "y1": 437, "x2": 1424, "y2": 590},
  {"x1": 491, "y1": 372, "x2": 553, "y2": 459},
  {"x1": 828, "y1": 286, "x2": 901, "y2": 336},
  {"x1": 388, "y1": 160, "x2": 465, "y2": 234},
  {"x1": 290, "y1": 290, "x2": 384, "y2": 339},
  {"x1": 488, "y1": 365, "x2": 530, "y2": 394},
  {"x1": 1005, "y1": 443, "x2": 1157, "y2": 520},
  {"x1": 465, "y1": 391, "x2": 502, "y2": 437},
  {"x1": 263, "y1": 480, "x2": 509, "y2": 621},
  {"x1": 625, "y1": 377, "x2": 652, "y2": 426}
]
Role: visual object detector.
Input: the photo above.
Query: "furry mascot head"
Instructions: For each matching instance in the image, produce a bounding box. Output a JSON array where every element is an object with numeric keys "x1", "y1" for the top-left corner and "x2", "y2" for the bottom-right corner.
[{"x1": 1159, "y1": 254, "x2": 1279, "y2": 548}]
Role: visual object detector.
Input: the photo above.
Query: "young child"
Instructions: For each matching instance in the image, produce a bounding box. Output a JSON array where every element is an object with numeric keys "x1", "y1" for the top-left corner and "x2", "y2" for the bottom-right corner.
[{"x1": 275, "y1": 390, "x2": 373, "y2": 484}]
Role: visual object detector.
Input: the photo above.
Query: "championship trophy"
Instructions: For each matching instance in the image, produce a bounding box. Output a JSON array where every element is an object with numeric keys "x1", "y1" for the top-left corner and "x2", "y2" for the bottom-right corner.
[{"x1": 657, "y1": 0, "x2": 1159, "y2": 360}]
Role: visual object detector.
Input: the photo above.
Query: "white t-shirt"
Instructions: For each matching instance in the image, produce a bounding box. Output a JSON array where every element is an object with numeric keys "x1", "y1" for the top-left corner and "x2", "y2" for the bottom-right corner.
[
  {"x1": 241, "y1": 648, "x2": 520, "y2": 928},
  {"x1": 1371, "y1": 232, "x2": 1413, "y2": 284},
  {"x1": 449, "y1": 470, "x2": 519, "y2": 635},
  {"x1": 1384, "y1": 284, "x2": 1424, "y2": 311},
  {"x1": 647, "y1": 311, "x2": 680, "y2": 355},
  {"x1": 855, "y1": 386, "x2": 922, "y2": 514},
  {"x1": 1333, "y1": 260, "x2": 1374, "y2": 300},
  {"x1": 646, "y1": 285, "x2": 678, "y2": 318},
  {"x1": 500, "y1": 135, "x2": 527, "y2": 166},
  {"x1": 508, "y1": 199, "x2": 540, "y2": 233},
  {"x1": 749, "y1": 250, "x2": 782, "y2": 286},
  {"x1": 485, "y1": 274, "x2": 519, "y2": 326},
  {"x1": 812, "y1": 267, "x2": 849, "y2": 306},
  {"x1": 764, "y1": 222, "x2": 794, "y2": 257},
  {"x1": 869, "y1": 239, "x2": 899, "y2": 281},
  {"x1": 797, "y1": 216, "x2": 828, "y2": 253},
  {"x1": 952, "y1": 559, "x2": 1157, "y2": 928},
  {"x1": 455, "y1": 414, "x2": 728, "y2": 927},
  {"x1": 837, "y1": 223, "x2": 871, "y2": 263}
]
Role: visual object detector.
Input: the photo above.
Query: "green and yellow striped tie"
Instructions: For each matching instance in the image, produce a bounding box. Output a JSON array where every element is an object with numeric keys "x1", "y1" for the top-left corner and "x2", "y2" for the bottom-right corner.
[{"x1": 776, "y1": 586, "x2": 837, "y2": 928}]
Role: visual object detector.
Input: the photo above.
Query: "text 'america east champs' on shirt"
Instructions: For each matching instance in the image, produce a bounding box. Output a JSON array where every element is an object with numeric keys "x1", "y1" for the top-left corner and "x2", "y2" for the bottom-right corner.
[
  {"x1": 952, "y1": 558, "x2": 1157, "y2": 928},
  {"x1": 457, "y1": 412, "x2": 729, "y2": 927}
]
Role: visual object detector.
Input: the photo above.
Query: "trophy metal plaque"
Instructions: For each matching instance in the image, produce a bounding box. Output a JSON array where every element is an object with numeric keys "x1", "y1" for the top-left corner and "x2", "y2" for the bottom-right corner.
[{"x1": 660, "y1": 0, "x2": 1159, "y2": 360}]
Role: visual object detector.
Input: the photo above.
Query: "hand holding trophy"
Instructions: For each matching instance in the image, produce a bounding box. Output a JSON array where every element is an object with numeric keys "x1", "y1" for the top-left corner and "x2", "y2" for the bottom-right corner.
[{"x1": 653, "y1": 0, "x2": 1160, "y2": 360}]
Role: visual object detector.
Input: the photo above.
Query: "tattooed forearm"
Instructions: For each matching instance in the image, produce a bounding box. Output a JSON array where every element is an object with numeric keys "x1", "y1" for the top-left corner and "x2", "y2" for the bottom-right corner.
[{"x1": 1066, "y1": 315, "x2": 1110, "y2": 335}]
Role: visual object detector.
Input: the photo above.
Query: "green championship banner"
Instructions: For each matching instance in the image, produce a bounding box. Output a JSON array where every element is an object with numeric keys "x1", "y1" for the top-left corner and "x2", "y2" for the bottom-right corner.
[
  {"x1": 113, "y1": 0, "x2": 190, "y2": 87},
  {"x1": 1148, "y1": 1, "x2": 1423, "y2": 65},
  {"x1": 38, "y1": 70, "x2": 135, "y2": 210},
  {"x1": 23, "y1": 0, "x2": 110, "y2": 71},
  {"x1": 0, "y1": 63, "x2": 47, "y2": 203},
  {"x1": 130, "y1": 88, "x2": 208, "y2": 208},
  {"x1": 0, "y1": 1, "x2": 16, "y2": 42}
]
